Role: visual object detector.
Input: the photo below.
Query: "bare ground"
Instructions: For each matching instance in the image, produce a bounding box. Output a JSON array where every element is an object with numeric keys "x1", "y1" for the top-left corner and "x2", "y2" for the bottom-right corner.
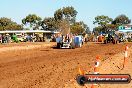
[{"x1": 0, "y1": 42, "x2": 131, "y2": 88}]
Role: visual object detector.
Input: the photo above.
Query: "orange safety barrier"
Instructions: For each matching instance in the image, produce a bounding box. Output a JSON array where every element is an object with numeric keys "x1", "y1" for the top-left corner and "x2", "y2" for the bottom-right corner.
[
  {"x1": 91, "y1": 56, "x2": 101, "y2": 88},
  {"x1": 94, "y1": 56, "x2": 100, "y2": 74},
  {"x1": 79, "y1": 67, "x2": 84, "y2": 75},
  {"x1": 123, "y1": 45, "x2": 129, "y2": 69}
]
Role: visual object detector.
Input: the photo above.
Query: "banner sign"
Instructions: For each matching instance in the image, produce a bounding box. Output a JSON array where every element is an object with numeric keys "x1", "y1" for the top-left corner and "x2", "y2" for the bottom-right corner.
[
  {"x1": 118, "y1": 25, "x2": 132, "y2": 32},
  {"x1": 76, "y1": 74, "x2": 131, "y2": 85}
]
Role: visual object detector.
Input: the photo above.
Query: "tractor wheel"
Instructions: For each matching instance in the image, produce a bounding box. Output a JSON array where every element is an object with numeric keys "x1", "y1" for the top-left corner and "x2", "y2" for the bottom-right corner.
[
  {"x1": 70, "y1": 43, "x2": 75, "y2": 49},
  {"x1": 57, "y1": 43, "x2": 61, "y2": 49}
]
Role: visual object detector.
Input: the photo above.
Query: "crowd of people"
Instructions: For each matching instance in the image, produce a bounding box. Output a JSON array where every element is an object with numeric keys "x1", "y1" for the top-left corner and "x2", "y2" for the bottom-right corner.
[
  {"x1": 0, "y1": 33, "x2": 51, "y2": 44},
  {"x1": 0, "y1": 34, "x2": 11, "y2": 43}
]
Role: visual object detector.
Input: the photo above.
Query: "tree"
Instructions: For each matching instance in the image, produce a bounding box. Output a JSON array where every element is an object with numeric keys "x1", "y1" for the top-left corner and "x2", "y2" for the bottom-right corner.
[
  {"x1": 40, "y1": 17, "x2": 57, "y2": 30},
  {"x1": 54, "y1": 6, "x2": 78, "y2": 34},
  {"x1": 105, "y1": 24, "x2": 116, "y2": 30},
  {"x1": 93, "y1": 26, "x2": 103, "y2": 33},
  {"x1": 39, "y1": 6, "x2": 89, "y2": 34},
  {"x1": 62, "y1": 6, "x2": 77, "y2": 24},
  {"x1": 22, "y1": 14, "x2": 42, "y2": 30},
  {"x1": 93, "y1": 15, "x2": 113, "y2": 26},
  {"x1": 70, "y1": 21, "x2": 86, "y2": 34},
  {"x1": 112, "y1": 14, "x2": 131, "y2": 25},
  {"x1": 80, "y1": 21, "x2": 90, "y2": 34},
  {"x1": 58, "y1": 19, "x2": 70, "y2": 35},
  {"x1": 0, "y1": 17, "x2": 22, "y2": 31},
  {"x1": 54, "y1": 9, "x2": 63, "y2": 21},
  {"x1": 93, "y1": 15, "x2": 113, "y2": 33},
  {"x1": 85, "y1": 27, "x2": 90, "y2": 34},
  {"x1": 54, "y1": 6, "x2": 77, "y2": 24}
]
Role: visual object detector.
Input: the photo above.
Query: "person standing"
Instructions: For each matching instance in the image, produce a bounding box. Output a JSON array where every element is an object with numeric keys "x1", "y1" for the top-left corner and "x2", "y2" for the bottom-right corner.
[{"x1": 0, "y1": 34, "x2": 2, "y2": 44}]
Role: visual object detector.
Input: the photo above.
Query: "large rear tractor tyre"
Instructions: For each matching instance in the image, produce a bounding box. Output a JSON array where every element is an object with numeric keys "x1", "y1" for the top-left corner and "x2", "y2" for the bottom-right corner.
[{"x1": 57, "y1": 43, "x2": 61, "y2": 49}]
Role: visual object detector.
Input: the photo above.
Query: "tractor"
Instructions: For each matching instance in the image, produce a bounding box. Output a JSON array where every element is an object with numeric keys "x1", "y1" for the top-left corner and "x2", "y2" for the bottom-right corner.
[
  {"x1": 56, "y1": 35, "x2": 75, "y2": 49},
  {"x1": 56, "y1": 34, "x2": 83, "y2": 49},
  {"x1": 103, "y1": 34, "x2": 119, "y2": 44}
]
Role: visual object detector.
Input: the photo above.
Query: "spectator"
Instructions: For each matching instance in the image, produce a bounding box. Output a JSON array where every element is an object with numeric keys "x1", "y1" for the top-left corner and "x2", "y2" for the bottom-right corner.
[
  {"x1": 2, "y1": 35, "x2": 6, "y2": 43},
  {"x1": 0, "y1": 34, "x2": 2, "y2": 43}
]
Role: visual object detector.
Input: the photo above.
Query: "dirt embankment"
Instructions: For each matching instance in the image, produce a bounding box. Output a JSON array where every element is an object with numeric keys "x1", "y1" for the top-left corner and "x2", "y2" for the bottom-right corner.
[{"x1": 0, "y1": 42, "x2": 131, "y2": 88}]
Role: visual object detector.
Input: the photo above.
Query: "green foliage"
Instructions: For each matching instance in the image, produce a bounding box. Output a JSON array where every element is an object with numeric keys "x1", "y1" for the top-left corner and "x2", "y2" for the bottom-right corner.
[
  {"x1": 85, "y1": 27, "x2": 90, "y2": 34},
  {"x1": 0, "y1": 17, "x2": 22, "y2": 31},
  {"x1": 94, "y1": 24, "x2": 116, "y2": 33},
  {"x1": 20, "y1": 6, "x2": 88, "y2": 34},
  {"x1": 22, "y1": 14, "x2": 42, "y2": 30},
  {"x1": 105, "y1": 24, "x2": 116, "y2": 30},
  {"x1": 54, "y1": 6, "x2": 78, "y2": 34},
  {"x1": 54, "y1": 6, "x2": 77, "y2": 24},
  {"x1": 112, "y1": 14, "x2": 131, "y2": 25},
  {"x1": 62, "y1": 6, "x2": 77, "y2": 23},
  {"x1": 70, "y1": 21, "x2": 86, "y2": 34},
  {"x1": 40, "y1": 17, "x2": 57, "y2": 30},
  {"x1": 93, "y1": 15, "x2": 113, "y2": 33},
  {"x1": 93, "y1": 26, "x2": 103, "y2": 33},
  {"x1": 20, "y1": 6, "x2": 89, "y2": 34},
  {"x1": 93, "y1": 14, "x2": 131, "y2": 34},
  {"x1": 54, "y1": 9, "x2": 63, "y2": 21},
  {"x1": 93, "y1": 15, "x2": 113, "y2": 26}
]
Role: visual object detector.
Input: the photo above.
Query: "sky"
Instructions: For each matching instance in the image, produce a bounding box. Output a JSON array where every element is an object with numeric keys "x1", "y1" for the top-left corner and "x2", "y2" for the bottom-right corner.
[{"x1": 0, "y1": 0, "x2": 132, "y2": 30}]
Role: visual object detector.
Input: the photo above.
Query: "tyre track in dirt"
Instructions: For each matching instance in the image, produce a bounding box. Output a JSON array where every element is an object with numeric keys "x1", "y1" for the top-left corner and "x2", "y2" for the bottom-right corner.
[{"x1": 0, "y1": 43, "x2": 130, "y2": 88}]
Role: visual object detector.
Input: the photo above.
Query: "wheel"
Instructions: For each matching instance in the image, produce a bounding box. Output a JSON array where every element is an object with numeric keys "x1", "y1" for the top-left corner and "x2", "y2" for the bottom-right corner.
[
  {"x1": 57, "y1": 43, "x2": 61, "y2": 49},
  {"x1": 70, "y1": 43, "x2": 75, "y2": 49}
]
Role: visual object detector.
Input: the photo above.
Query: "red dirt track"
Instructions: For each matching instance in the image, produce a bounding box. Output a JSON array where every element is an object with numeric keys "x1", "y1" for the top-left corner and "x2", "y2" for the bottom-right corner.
[{"x1": 0, "y1": 42, "x2": 131, "y2": 88}]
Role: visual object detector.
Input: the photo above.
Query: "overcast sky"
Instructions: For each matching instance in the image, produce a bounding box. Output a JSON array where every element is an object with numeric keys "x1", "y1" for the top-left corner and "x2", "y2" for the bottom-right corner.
[{"x1": 0, "y1": 0, "x2": 132, "y2": 30}]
